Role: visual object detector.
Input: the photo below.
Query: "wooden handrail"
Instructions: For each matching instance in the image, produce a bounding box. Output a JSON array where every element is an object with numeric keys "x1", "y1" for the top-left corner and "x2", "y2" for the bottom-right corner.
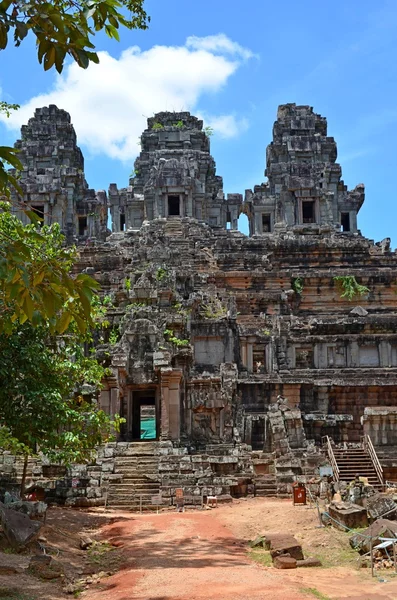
[
  {"x1": 363, "y1": 434, "x2": 384, "y2": 487},
  {"x1": 322, "y1": 435, "x2": 340, "y2": 481}
]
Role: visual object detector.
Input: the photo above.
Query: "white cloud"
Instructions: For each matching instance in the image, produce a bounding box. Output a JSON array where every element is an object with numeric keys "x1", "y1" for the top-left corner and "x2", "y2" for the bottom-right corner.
[
  {"x1": 199, "y1": 113, "x2": 250, "y2": 139},
  {"x1": 1, "y1": 35, "x2": 253, "y2": 161},
  {"x1": 186, "y1": 34, "x2": 256, "y2": 60}
]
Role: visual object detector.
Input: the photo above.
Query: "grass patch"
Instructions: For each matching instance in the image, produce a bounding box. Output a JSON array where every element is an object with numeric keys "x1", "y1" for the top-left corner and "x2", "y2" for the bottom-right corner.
[
  {"x1": 313, "y1": 543, "x2": 357, "y2": 568},
  {"x1": 87, "y1": 540, "x2": 121, "y2": 571},
  {"x1": 0, "y1": 590, "x2": 36, "y2": 600},
  {"x1": 300, "y1": 588, "x2": 331, "y2": 600},
  {"x1": 248, "y1": 548, "x2": 273, "y2": 567}
]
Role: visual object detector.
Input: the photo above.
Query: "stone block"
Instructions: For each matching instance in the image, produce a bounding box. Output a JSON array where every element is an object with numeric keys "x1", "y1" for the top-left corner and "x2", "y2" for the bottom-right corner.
[
  {"x1": 328, "y1": 502, "x2": 368, "y2": 531},
  {"x1": 296, "y1": 558, "x2": 322, "y2": 567},
  {"x1": 366, "y1": 494, "x2": 397, "y2": 521},
  {"x1": 0, "y1": 502, "x2": 41, "y2": 550},
  {"x1": 273, "y1": 556, "x2": 297, "y2": 569},
  {"x1": 267, "y1": 534, "x2": 304, "y2": 560}
]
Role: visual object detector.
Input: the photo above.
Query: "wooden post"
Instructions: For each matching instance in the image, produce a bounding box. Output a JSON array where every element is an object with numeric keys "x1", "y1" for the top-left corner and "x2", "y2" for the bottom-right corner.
[{"x1": 394, "y1": 541, "x2": 397, "y2": 574}]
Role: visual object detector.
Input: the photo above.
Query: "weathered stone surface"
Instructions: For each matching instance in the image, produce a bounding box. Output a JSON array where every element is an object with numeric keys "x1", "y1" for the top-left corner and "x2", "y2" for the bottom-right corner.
[
  {"x1": 6, "y1": 500, "x2": 47, "y2": 518},
  {"x1": 268, "y1": 534, "x2": 304, "y2": 560},
  {"x1": 0, "y1": 502, "x2": 41, "y2": 549},
  {"x1": 296, "y1": 558, "x2": 322, "y2": 567},
  {"x1": 350, "y1": 518, "x2": 397, "y2": 553},
  {"x1": 366, "y1": 494, "x2": 397, "y2": 520},
  {"x1": 328, "y1": 502, "x2": 369, "y2": 531},
  {"x1": 273, "y1": 555, "x2": 297, "y2": 569}
]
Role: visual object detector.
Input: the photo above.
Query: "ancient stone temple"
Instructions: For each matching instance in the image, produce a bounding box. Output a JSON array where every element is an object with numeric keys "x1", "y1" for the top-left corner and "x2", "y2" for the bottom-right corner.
[
  {"x1": 10, "y1": 105, "x2": 108, "y2": 243},
  {"x1": 5, "y1": 103, "x2": 397, "y2": 507}
]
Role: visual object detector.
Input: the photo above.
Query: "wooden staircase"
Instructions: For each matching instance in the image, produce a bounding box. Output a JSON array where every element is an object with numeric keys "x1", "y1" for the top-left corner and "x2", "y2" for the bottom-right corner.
[
  {"x1": 107, "y1": 442, "x2": 161, "y2": 510},
  {"x1": 323, "y1": 435, "x2": 384, "y2": 489}
]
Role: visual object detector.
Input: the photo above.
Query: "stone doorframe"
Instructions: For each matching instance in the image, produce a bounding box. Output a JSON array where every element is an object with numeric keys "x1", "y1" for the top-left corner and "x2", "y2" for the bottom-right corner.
[{"x1": 160, "y1": 368, "x2": 183, "y2": 441}]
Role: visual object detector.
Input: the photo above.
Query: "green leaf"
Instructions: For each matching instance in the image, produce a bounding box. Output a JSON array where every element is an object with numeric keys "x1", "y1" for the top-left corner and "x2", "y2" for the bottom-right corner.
[
  {"x1": 44, "y1": 45, "x2": 56, "y2": 71},
  {"x1": 22, "y1": 293, "x2": 34, "y2": 320},
  {"x1": 0, "y1": 21, "x2": 8, "y2": 50},
  {"x1": 15, "y1": 21, "x2": 28, "y2": 41},
  {"x1": 58, "y1": 310, "x2": 72, "y2": 333}
]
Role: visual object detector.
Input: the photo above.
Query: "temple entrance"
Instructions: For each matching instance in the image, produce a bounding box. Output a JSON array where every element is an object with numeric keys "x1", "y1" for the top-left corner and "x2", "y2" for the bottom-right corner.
[{"x1": 130, "y1": 390, "x2": 159, "y2": 441}]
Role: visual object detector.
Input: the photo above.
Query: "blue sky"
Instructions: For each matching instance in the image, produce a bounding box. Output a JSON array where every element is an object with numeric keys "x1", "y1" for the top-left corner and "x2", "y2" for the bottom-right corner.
[{"x1": 1, "y1": 0, "x2": 397, "y2": 243}]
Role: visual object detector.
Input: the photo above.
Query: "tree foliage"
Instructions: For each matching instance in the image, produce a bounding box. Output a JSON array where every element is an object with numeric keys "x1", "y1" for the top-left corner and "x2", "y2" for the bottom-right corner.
[
  {"x1": 0, "y1": 322, "x2": 122, "y2": 467},
  {"x1": 0, "y1": 0, "x2": 149, "y2": 73},
  {"x1": 0, "y1": 206, "x2": 100, "y2": 334}
]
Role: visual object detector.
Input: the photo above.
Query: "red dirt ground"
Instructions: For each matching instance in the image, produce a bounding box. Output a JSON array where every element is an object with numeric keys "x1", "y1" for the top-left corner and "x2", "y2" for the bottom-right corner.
[{"x1": 83, "y1": 498, "x2": 397, "y2": 600}]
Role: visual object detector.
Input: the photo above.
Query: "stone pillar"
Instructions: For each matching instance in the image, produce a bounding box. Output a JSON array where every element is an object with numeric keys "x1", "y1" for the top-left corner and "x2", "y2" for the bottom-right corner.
[
  {"x1": 254, "y1": 211, "x2": 261, "y2": 234},
  {"x1": 241, "y1": 340, "x2": 247, "y2": 367},
  {"x1": 247, "y1": 341, "x2": 254, "y2": 372},
  {"x1": 379, "y1": 341, "x2": 390, "y2": 367},
  {"x1": 110, "y1": 387, "x2": 119, "y2": 415},
  {"x1": 348, "y1": 341, "x2": 359, "y2": 367},
  {"x1": 160, "y1": 369, "x2": 182, "y2": 441}
]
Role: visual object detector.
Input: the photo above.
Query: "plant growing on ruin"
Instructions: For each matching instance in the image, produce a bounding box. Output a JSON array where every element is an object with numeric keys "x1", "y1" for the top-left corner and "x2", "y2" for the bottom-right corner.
[
  {"x1": 163, "y1": 328, "x2": 190, "y2": 348},
  {"x1": 152, "y1": 122, "x2": 164, "y2": 130},
  {"x1": 156, "y1": 267, "x2": 167, "y2": 281},
  {"x1": 201, "y1": 297, "x2": 227, "y2": 319},
  {"x1": 124, "y1": 277, "x2": 131, "y2": 291},
  {"x1": 108, "y1": 327, "x2": 119, "y2": 345},
  {"x1": 203, "y1": 125, "x2": 214, "y2": 137},
  {"x1": 173, "y1": 301, "x2": 190, "y2": 317},
  {"x1": 333, "y1": 276, "x2": 369, "y2": 301},
  {"x1": 173, "y1": 121, "x2": 184, "y2": 129},
  {"x1": 291, "y1": 277, "x2": 304, "y2": 295}
]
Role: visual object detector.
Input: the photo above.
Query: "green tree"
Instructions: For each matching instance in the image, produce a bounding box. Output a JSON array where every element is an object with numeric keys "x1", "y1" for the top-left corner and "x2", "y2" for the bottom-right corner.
[
  {"x1": 0, "y1": 207, "x2": 100, "y2": 334},
  {"x1": 0, "y1": 1, "x2": 149, "y2": 73},
  {"x1": 0, "y1": 322, "x2": 122, "y2": 494}
]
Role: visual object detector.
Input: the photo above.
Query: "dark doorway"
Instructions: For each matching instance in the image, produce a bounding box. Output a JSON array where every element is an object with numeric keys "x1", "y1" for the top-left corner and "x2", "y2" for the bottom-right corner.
[
  {"x1": 78, "y1": 216, "x2": 87, "y2": 236},
  {"x1": 131, "y1": 390, "x2": 158, "y2": 440},
  {"x1": 168, "y1": 195, "x2": 180, "y2": 216},
  {"x1": 341, "y1": 212, "x2": 350, "y2": 232},
  {"x1": 120, "y1": 213, "x2": 126, "y2": 231},
  {"x1": 262, "y1": 214, "x2": 271, "y2": 232},
  {"x1": 302, "y1": 201, "x2": 315, "y2": 223}
]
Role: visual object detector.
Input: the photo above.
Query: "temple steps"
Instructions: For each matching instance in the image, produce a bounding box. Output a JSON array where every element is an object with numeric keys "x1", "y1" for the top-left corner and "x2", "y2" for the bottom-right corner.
[
  {"x1": 333, "y1": 448, "x2": 382, "y2": 489},
  {"x1": 106, "y1": 442, "x2": 160, "y2": 510},
  {"x1": 254, "y1": 475, "x2": 277, "y2": 497}
]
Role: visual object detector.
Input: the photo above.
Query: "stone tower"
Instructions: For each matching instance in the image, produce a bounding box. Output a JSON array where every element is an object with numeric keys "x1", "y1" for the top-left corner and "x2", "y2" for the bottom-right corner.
[
  {"x1": 11, "y1": 105, "x2": 108, "y2": 243},
  {"x1": 244, "y1": 104, "x2": 365, "y2": 235},
  {"x1": 108, "y1": 111, "x2": 242, "y2": 232}
]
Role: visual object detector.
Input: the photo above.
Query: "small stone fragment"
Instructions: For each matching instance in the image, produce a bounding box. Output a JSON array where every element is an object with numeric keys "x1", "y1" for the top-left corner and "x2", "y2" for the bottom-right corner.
[{"x1": 80, "y1": 534, "x2": 94, "y2": 550}]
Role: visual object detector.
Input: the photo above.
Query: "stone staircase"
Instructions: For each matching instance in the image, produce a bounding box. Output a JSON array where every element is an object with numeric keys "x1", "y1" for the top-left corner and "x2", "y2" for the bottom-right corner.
[
  {"x1": 332, "y1": 447, "x2": 382, "y2": 489},
  {"x1": 254, "y1": 474, "x2": 277, "y2": 496},
  {"x1": 107, "y1": 442, "x2": 161, "y2": 510}
]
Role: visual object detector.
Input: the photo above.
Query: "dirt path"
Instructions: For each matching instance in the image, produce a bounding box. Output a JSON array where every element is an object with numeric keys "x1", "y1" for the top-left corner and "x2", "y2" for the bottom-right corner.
[{"x1": 83, "y1": 499, "x2": 397, "y2": 600}]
